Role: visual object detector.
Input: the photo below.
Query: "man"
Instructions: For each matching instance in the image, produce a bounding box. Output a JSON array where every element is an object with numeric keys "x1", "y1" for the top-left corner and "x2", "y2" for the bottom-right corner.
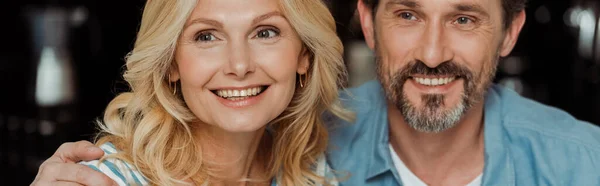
[
  {"x1": 326, "y1": 0, "x2": 600, "y2": 185},
  {"x1": 31, "y1": 0, "x2": 600, "y2": 185}
]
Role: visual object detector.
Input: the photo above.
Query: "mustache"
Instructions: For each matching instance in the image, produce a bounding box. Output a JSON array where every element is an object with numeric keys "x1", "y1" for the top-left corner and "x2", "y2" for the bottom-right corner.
[
  {"x1": 387, "y1": 60, "x2": 475, "y2": 91},
  {"x1": 401, "y1": 60, "x2": 472, "y2": 78}
]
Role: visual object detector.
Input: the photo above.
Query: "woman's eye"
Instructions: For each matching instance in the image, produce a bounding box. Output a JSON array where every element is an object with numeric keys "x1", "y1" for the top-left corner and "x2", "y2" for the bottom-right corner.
[
  {"x1": 256, "y1": 29, "x2": 279, "y2": 39},
  {"x1": 196, "y1": 32, "x2": 217, "y2": 42}
]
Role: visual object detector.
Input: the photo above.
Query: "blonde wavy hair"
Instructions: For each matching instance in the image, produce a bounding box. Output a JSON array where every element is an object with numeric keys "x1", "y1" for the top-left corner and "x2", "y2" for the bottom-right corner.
[{"x1": 95, "y1": 0, "x2": 351, "y2": 185}]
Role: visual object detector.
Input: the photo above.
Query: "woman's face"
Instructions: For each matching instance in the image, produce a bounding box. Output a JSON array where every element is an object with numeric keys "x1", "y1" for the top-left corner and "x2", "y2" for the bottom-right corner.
[{"x1": 173, "y1": 0, "x2": 309, "y2": 132}]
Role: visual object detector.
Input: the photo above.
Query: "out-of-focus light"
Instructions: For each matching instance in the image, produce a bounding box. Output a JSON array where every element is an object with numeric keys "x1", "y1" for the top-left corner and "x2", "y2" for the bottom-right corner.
[
  {"x1": 501, "y1": 56, "x2": 525, "y2": 75},
  {"x1": 565, "y1": 7, "x2": 599, "y2": 60},
  {"x1": 35, "y1": 47, "x2": 75, "y2": 106},
  {"x1": 565, "y1": 7, "x2": 582, "y2": 27},
  {"x1": 578, "y1": 9, "x2": 596, "y2": 59},
  {"x1": 39, "y1": 120, "x2": 55, "y2": 136},
  {"x1": 32, "y1": 8, "x2": 76, "y2": 107},
  {"x1": 70, "y1": 6, "x2": 88, "y2": 27},
  {"x1": 596, "y1": 17, "x2": 600, "y2": 63},
  {"x1": 499, "y1": 78, "x2": 525, "y2": 95},
  {"x1": 347, "y1": 41, "x2": 376, "y2": 87},
  {"x1": 563, "y1": 7, "x2": 581, "y2": 27},
  {"x1": 535, "y1": 5, "x2": 551, "y2": 24}
]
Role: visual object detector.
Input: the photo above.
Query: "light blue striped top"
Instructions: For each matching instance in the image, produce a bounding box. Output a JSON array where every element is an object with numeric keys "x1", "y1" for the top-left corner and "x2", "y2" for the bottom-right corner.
[{"x1": 79, "y1": 143, "x2": 338, "y2": 186}]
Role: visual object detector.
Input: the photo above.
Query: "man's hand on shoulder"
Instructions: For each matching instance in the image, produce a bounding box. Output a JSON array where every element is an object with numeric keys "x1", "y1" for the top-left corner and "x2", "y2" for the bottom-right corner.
[{"x1": 30, "y1": 140, "x2": 117, "y2": 186}]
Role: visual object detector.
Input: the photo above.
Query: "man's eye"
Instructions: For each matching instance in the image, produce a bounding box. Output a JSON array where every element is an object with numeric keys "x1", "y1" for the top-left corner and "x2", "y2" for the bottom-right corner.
[
  {"x1": 455, "y1": 17, "x2": 473, "y2": 25},
  {"x1": 452, "y1": 16, "x2": 477, "y2": 30},
  {"x1": 399, "y1": 12, "x2": 418, "y2": 21}
]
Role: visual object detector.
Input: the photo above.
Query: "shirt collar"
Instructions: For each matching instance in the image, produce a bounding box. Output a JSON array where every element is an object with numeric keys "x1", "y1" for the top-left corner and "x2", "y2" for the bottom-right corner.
[
  {"x1": 481, "y1": 85, "x2": 516, "y2": 186},
  {"x1": 365, "y1": 81, "x2": 397, "y2": 181}
]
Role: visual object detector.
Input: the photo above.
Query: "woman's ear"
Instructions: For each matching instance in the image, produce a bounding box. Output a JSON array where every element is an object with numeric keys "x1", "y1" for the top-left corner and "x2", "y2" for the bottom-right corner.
[
  {"x1": 297, "y1": 47, "x2": 310, "y2": 75},
  {"x1": 169, "y1": 62, "x2": 181, "y2": 82}
]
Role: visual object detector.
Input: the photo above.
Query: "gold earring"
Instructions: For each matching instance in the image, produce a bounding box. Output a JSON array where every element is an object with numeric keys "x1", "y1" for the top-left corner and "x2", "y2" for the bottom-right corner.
[
  {"x1": 299, "y1": 74, "x2": 306, "y2": 88},
  {"x1": 168, "y1": 74, "x2": 177, "y2": 95},
  {"x1": 173, "y1": 82, "x2": 177, "y2": 95}
]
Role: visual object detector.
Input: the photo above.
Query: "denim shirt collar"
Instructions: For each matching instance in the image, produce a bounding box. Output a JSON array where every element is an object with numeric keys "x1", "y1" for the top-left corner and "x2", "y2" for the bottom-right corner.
[
  {"x1": 481, "y1": 85, "x2": 516, "y2": 186},
  {"x1": 364, "y1": 83, "x2": 400, "y2": 182}
]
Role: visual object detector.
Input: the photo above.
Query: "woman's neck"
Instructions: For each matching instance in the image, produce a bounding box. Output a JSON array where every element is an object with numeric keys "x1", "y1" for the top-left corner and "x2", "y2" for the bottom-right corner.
[{"x1": 197, "y1": 124, "x2": 272, "y2": 186}]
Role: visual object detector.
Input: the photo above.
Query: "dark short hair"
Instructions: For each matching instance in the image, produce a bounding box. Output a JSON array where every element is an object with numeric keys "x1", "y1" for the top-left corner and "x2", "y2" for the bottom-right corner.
[{"x1": 362, "y1": 0, "x2": 527, "y2": 29}]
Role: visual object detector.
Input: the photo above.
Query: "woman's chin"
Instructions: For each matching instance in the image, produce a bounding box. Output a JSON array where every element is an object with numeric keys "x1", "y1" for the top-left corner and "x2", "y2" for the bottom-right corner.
[{"x1": 216, "y1": 120, "x2": 269, "y2": 133}]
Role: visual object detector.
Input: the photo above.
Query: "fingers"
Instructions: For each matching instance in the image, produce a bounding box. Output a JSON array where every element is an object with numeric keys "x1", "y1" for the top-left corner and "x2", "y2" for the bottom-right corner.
[
  {"x1": 32, "y1": 155, "x2": 68, "y2": 185},
  {"x1": 30, "y1": 180, "x2": 84, "y2": 186},
  {"x1": 50, "y1": 181, "x2": 84, "y2": 186},
  {"x1": 31, "y1": 141, "x2": 114, "y2": 186},
  {"x1": 32, "y1": 162, "x2": 117, "y2": 186},
  {"x1": 33, "y1": 180, "x2": 112, "y2": 186},
  {"x1": 54, "y1": 141, "x2": 104, "y2": 163}
]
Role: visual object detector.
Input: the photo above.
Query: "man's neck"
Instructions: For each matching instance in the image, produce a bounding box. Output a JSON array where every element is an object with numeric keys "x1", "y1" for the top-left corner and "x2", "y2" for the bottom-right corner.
[{"x1": 388, "y1": 102, "x2": 485, "y2": 185}]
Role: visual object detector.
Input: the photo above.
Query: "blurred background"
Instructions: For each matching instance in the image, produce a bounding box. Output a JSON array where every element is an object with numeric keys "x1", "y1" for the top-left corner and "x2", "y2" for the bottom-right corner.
[{"x1": 1, "y1": 0, "x2": 600, "y2": 184}]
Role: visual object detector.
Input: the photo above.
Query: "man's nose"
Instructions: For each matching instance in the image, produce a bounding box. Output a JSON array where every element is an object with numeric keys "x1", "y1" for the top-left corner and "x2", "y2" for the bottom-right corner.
[{"x1": 414, "y1": 22, "x2": 454, "y2": 68}]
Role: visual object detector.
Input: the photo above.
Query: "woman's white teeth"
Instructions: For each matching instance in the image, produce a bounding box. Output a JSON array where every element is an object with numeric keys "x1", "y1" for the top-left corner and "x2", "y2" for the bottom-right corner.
[
  {"x1": 216, "y1": 87, "x2": 263, "y2": 98},
  {"x1": 414, "y1": 77, "x2": 455, "y2": 86}
]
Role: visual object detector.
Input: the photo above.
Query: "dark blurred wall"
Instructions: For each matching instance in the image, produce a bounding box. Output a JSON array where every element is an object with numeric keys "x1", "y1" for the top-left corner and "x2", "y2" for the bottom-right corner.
[
  {"x1": 512, "y1": 0, "x2": 600, "y2": 125},
  {"x1": 0, "y1": 1, "x2": 145, "y2": 184},
  {"x1": 1, "y1": 0, "x2": 599, "y2": 185}
]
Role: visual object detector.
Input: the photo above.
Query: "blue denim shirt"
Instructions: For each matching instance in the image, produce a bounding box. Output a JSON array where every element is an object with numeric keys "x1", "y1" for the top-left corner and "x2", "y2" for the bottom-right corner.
[{"x1": 326, "y1": 80, "x2": 600, "y2": 186}]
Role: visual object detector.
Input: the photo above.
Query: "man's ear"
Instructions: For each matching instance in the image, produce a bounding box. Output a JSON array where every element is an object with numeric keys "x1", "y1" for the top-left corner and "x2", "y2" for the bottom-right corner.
[
  {"x1": 358, "y1": 0, "x2": 376, "y2": 50},
  {"x1": 500, "y1": 10, "x2": 526, "y2": 57}
]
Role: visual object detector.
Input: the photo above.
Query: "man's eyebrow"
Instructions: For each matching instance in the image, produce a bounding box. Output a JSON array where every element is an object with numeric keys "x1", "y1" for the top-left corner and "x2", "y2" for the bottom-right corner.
[
  {"x1": 454, "y1": 3, "x2": 489, "y2": 17},
  {"x1": 385, "y1": 0, "x2": 422, "y2": 9},
  {"x1": 382, "y1": 0, "x2": 491, "y2": 18}
]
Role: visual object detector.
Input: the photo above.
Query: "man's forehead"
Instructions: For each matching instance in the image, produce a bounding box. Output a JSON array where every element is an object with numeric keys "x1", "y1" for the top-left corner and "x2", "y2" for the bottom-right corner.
[{"x1": 381, "y1": 0, "x2": 500, "y2": 11}]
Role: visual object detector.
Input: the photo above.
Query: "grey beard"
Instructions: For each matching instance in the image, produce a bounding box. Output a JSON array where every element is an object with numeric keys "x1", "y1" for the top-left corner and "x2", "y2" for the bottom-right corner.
[
  {"x1": 379, "y1": 59, "x2": 481, "y2": 133},
  {"x1": 398, "y1": 93, "x2": 469, "y2": 133},
  {"x1": 374, "y1": 41, "x2": 497, "y2": 133}
]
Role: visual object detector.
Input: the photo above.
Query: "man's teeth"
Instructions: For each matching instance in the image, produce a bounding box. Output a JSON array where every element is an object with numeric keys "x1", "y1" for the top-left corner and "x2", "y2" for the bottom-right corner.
[
  {"x1": 414, "y1": 77, "x2": 455, "y2": 86},
  {"x1": 216, "y1": 87, "x2": 263, "y2": 98}
]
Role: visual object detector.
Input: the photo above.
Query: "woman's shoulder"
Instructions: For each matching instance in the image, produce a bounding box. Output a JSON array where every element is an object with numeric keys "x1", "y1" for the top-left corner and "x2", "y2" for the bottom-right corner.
[
  {"x1": 313, "y1": 154, "x2": 338, "y2": 186},
  {"x1": 271, "y1": 154, "x2": 339, "y2": 186},
  {"x1": 78, "y1": 142, "x2": 149, "y2": 186}
]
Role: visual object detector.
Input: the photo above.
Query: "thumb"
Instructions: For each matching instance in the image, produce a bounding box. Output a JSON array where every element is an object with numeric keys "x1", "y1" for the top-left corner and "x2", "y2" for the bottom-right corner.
[{"x1": 55, "y1": 140, "x2": 104, "y2": 163}]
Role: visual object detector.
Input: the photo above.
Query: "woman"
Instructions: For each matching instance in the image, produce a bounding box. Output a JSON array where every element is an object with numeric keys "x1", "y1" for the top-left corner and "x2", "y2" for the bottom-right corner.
[{"x1": 78, "y1": 0, "x2": 351, "y2": 185}]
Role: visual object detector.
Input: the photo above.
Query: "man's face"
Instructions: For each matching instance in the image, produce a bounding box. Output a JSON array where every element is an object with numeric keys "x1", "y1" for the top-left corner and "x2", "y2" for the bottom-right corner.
[{"x1": 358, "y1": 0, "x2": 525, "y2": 132}]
